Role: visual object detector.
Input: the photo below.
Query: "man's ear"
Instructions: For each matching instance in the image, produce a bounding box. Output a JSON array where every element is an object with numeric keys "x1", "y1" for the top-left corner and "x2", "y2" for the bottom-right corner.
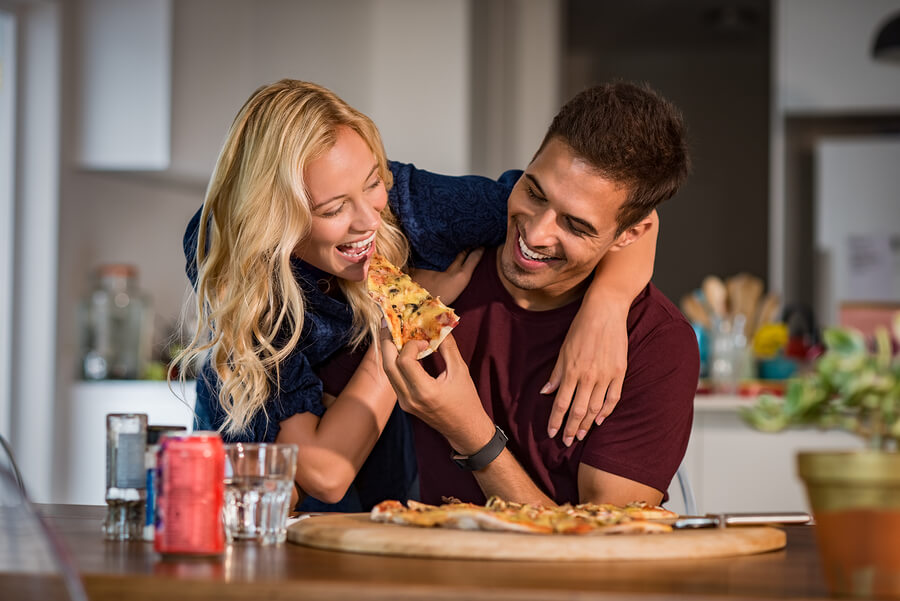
[{"x1": 608, "y1": 217, "x2": 654, "y2": 252}]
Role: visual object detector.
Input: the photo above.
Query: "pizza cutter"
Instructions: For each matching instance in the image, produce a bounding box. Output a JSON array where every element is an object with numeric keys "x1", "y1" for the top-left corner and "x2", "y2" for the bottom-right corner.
[{"x1": 672, "y1": 511, "x2": 812, "y2": 529}]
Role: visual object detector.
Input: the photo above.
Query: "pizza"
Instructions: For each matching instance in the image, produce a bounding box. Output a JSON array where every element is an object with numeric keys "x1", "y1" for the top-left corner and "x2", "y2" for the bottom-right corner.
[
  {"x1": 371, "y1": 496, "x2": 676, "y2": 536},
  {"x1": 367, "y1": 253, "x2": 459, "y2": 359}
]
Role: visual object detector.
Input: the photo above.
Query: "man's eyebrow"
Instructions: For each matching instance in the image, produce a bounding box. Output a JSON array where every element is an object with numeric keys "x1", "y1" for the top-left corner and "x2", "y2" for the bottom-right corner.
[
  {"x1": 524, "y1": 174, "x2": 599, "y2": 236},
  {"x1": 313, "y1": 164, "x2": 379, "y2": 208},
  {"x1": 525, "y1": 173, "x2": 546, "y2": 198}
]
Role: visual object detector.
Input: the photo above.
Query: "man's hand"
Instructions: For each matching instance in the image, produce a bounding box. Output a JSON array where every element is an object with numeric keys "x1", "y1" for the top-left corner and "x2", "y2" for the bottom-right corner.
[
  {"x1": 542, "y1": 301, "x2": 628, "y2": 446},
  {"x1": 410, "y1": 248, "x2": 484, "y2": 305},
  {"x1": 380, "y1": 329, "x2": 494, "y2": 455}
]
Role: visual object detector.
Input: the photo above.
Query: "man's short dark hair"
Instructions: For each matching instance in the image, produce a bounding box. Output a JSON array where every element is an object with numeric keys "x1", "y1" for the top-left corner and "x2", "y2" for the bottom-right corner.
[{"x1": 538, "y1": 81, "x2": 690, "y2": 237}]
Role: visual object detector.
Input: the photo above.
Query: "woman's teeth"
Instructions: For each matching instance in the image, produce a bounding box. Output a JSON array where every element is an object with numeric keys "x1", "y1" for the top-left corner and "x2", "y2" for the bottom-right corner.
[
  {"x1": 518, "y1": 234, "x2": 553, "y2": 261},
  {"x1": 338, "y1": 232, "x2": 376, "y2": 258}
]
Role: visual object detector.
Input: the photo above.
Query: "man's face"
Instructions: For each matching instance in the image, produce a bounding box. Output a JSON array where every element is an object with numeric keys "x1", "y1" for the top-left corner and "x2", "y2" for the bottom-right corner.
[{"x1": 498, "y1": 137, "x2": 630, "y2": 310}]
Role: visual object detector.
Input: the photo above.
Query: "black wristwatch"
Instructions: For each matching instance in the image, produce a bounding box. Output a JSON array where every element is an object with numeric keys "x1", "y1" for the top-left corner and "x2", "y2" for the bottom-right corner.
[{"x1": 451, "y1": 425, "x2": 508, "y2": 471}]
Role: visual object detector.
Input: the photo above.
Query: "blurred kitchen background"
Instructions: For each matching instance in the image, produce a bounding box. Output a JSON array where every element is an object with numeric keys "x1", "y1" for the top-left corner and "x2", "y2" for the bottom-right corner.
[{"x1": 1, "y1": 0, "x2": 899, "y2": 510}]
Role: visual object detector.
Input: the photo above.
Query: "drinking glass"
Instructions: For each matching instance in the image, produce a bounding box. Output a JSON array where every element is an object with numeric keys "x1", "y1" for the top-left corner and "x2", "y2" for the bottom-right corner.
[
  {"x1": 222, "y1": 443, "x2": 298, "y2": 545},
  {"x1": 709, "y1": 315, "x2": 751, "y2": 395}
]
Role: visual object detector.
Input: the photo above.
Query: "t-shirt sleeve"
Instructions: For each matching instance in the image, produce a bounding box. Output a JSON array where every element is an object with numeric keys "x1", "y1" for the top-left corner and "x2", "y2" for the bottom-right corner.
[
  {"x1": 218, "y1": 350, "x2": 326, "y2": 444},
  {"x1": 578, "y1": 321, "x2": 699, "y2": 496},
  {"x1": 388, "y1": 161, "x2": 517, "y2": 271}
]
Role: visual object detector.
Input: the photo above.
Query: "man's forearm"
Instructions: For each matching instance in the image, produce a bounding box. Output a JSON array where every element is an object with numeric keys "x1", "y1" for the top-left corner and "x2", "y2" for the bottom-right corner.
[{"x1": 469, "y1": 450, "x2": 556, "y2": 507}]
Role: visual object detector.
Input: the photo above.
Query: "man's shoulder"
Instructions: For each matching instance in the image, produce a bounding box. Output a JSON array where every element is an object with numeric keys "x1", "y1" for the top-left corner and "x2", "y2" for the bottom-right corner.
[{"x1": 628, "y1": 284, "x2": 697, "y2": 351}]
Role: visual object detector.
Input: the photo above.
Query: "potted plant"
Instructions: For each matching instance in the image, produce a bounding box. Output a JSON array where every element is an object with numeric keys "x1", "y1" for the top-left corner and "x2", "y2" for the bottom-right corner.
[{"x1": 740, "y1": 313, "x2": 900, "y2": 599}]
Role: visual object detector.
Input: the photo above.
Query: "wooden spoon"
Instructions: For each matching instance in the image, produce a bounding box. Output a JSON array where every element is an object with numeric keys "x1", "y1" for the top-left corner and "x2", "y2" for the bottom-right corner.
[
  {"x1": 702, "y1": 275, "x2": 728, "y2": 319},
  {"x1": 680, "y1": 294, "x2": 712, "y2": 329},
  {"x1": 742, "y1": 276, "x2": 765, "y2": 335},
  {"x1": 756, "y1": 292, "x2": 781, "y2": 328}
]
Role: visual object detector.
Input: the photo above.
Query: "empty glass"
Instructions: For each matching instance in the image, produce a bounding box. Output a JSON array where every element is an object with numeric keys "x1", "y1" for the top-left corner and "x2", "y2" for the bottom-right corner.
[
  {"x1": 222, "y1": 443, "x2": 298, "y2": 545},
  {"x1": 710, "y1": 315, "x2": 751, "y2": 395}
]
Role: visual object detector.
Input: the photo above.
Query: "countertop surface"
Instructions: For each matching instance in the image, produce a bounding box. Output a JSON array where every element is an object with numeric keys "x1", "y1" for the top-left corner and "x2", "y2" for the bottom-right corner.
[{"x1": 2, "y1": 504, "x2": 834, "y2": 601}]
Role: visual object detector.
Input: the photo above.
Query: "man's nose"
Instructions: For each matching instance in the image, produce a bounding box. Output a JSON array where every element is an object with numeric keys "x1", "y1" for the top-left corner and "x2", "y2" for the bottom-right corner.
[{"x1": 526, "y1": 209, "x2": 558, "y2": 246}]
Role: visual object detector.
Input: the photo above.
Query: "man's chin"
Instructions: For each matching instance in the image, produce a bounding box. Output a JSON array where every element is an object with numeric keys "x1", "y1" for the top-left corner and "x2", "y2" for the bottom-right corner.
[{"x1": 498, "y1": 252, "x2": 542, "y2": 291}]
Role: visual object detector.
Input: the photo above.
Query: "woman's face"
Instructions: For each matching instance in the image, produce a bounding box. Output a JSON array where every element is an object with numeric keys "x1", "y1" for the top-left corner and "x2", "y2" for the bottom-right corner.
[{"x1": 295, "y1": 126, "x2": 386, "y2": 281}]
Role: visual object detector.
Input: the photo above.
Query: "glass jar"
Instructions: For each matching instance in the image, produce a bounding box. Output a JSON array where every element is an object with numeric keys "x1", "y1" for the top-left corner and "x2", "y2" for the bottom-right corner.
[{"x1": 80, "y1": 264, "x2": 153, "y2": 380}]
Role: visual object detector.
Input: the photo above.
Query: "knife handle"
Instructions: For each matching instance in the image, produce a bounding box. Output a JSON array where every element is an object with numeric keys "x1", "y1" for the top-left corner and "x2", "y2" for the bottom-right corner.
[{"x1": 712, "y1": 512, "x2": 812, "y2": 526}]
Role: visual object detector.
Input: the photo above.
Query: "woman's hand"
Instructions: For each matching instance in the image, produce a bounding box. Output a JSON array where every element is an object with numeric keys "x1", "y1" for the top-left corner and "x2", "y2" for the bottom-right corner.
[
  {"x1": 543, "y1": 297, "x2": 629, "y2": 447},
  {"x1": 410, "y1": 248, "x2": 484, "y2": 305}
]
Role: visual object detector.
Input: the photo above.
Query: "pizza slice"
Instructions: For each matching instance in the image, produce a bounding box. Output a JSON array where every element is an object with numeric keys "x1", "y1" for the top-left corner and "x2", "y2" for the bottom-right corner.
[
  {"x1": 370, "y1": 498, "x2": 674, "y2": 536},
  {"x1": 367, "y1": 253, "x2": 459, "y2": 359}
]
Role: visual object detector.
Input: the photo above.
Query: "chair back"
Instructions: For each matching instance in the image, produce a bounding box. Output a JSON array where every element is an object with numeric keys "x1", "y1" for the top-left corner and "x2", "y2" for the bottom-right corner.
[
  {"x1": 666, "y1": 462, "x2": 698, "y2": 516},
  {"x1": 0, "y1": 465, "x2": 89, "y2": 601},
  {"x1": 0, "y1": 434, "x2": 25, "y2": 494}
]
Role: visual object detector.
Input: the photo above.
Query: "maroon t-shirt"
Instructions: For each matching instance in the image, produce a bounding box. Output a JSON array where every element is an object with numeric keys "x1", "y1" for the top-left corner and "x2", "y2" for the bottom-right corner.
[{"x1": 414, "y1": 247, "x2": 698, "y2": 505}]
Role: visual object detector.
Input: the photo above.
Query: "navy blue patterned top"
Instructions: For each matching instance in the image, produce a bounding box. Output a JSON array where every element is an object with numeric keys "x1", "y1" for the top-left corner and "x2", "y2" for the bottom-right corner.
[{"x1": 184, "y1": 161, "x2": 519, "y2": 511}]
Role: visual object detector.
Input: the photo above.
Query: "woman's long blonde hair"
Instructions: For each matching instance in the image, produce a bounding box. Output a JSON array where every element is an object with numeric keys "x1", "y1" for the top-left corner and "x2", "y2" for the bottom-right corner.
[{"x1": 174, "y1": 79, "x2": 409, "y2": 436}]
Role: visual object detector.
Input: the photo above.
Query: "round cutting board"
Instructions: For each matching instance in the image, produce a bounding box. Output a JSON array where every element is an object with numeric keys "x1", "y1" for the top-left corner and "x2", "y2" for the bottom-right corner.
[{"x1": 287, "y1": 513, "x2": 786, "y2": 561}]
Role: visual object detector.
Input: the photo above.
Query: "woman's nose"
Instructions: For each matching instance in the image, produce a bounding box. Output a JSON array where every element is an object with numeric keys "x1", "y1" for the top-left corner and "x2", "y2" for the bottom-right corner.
[{"x1": 353, "y1": 198, "x2": 381, "y2": 232}]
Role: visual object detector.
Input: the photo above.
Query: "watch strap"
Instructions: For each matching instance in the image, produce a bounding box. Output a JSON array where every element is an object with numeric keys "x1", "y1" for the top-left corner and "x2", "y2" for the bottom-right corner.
[{"x1": 451, "y1": 425, "x2": 508, "y2": 471}]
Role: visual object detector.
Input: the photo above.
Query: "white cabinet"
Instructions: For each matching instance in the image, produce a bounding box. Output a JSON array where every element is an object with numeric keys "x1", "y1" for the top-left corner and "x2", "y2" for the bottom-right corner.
[
  {"x1": 682, "y1": 395, "x2": 863, "y2": 514},
  {"x1": 63, "y1": 380, "x2": 195, "y2": 505},
  {"x1": 77, "y1": 0, "x2": 171, "y2": 169}
]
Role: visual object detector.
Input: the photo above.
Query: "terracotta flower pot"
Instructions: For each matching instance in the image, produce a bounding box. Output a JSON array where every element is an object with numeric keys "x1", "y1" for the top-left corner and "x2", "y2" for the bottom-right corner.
[{"x1": 798, "y1": 451, "x2": 900, "y2": 599}]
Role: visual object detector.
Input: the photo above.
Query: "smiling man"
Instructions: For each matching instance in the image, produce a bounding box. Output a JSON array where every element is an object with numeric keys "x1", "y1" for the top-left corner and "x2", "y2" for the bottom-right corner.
[{"x1": 381, "y1": 81, "x2": 697, "y2": 508}]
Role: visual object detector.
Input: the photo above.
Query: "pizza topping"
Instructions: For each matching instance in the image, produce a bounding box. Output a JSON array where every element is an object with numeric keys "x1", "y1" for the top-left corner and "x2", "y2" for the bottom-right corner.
[
  {"x1": 367, "y1": 253, "x2": 459, "y2": 359},
  {"x1": 371, "y1": 496, "x2": 675, "y2": 536}
]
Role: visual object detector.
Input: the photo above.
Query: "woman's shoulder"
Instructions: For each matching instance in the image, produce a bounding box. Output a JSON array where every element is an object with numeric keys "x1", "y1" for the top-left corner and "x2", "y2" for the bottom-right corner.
[{"x1": 387, "y1": 161, "x2": 518, "y2": 270}]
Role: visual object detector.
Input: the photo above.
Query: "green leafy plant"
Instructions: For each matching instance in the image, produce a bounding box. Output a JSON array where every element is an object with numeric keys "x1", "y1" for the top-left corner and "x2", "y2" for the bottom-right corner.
[{"x1": 740, "y1": 312, "x2": 900, "y2": 451}]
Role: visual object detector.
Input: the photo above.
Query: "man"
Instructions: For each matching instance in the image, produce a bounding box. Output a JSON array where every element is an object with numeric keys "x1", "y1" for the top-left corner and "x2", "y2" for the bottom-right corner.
[{"x1": 381, "y1": 81, "x2": 697, "y2": 507}]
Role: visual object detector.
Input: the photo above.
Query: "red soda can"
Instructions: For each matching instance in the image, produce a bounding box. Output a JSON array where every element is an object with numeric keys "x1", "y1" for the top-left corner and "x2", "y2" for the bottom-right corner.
[{"x1": 154, "y1": 431, "x2": 225, "y2": 557}]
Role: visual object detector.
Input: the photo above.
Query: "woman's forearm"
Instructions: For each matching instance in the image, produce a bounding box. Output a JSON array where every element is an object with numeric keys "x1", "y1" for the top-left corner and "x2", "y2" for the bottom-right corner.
[
  {"x1": 588, "y1": 210, "x2": 658, "y2": 306},
  {"x1": 276, "y1": 344, "x2": 396, "y2": 503}
]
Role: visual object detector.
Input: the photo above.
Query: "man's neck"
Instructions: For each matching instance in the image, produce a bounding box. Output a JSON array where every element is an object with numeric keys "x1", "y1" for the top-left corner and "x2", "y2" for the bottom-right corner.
[{"x1": 494, "y1": 243, "x2": 590, "y2": 312}]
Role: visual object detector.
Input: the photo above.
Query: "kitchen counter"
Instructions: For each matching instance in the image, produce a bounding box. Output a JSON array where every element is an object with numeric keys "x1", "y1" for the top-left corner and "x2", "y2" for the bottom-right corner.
[{"x1": 682, "y1": 393, "x2": 862, "y2": 515}]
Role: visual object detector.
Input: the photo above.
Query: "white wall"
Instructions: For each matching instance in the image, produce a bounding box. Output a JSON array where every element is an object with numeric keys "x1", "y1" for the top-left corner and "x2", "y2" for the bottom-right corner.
[
  {"x1": 0, "y1": 10, "x2": 16, "y2": 441},
  {"x1": 11, "y1": 0, "x2": 59, "y2": 503},
  {"x1": 369, "y1": 0, "x2": 471, "y2": 174},
  {"x1": 78, "y1": 0, "x2": 171, "y2": 170}
]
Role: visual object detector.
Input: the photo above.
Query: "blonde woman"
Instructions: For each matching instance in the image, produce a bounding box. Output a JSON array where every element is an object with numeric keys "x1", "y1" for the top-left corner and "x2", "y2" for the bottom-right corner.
[{"x1": 178, "y1": 79, "x2": 658, "y2": 512}]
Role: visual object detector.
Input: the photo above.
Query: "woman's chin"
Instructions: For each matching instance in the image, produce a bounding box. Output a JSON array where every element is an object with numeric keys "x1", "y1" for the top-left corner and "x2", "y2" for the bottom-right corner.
[{"x1": 338, "y1": 262, "x2": 368, "y2": 282}]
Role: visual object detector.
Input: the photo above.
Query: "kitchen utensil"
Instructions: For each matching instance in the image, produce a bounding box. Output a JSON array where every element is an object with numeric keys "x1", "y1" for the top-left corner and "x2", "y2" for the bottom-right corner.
[
  {"x1": 680, "y1": 294, "x2": 712, "y2": 329},
  {"x1": 740, "y1": 275, "x2": 765, "y2": 335},
  {"x1": 671, "y1": 511, "x2": 811, "y2": 529},
  {"x1": 756, "y1": 292, "x2": 781, "y2": 328},
  {"x1": 702, "y1": 276, "x2": 728, "y2": 319},
  {"x1": 725, "y1": 274, "x2": 746, "y2": 318}
]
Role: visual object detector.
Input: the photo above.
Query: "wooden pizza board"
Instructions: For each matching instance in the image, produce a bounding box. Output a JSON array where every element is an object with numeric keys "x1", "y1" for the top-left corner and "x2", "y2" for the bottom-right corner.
[{"x1": 287, "y1": 513, "x2": 786, "y2": 561}]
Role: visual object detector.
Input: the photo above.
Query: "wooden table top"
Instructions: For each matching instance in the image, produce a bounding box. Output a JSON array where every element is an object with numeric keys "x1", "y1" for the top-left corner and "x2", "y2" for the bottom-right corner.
[{"x1": 8, "y1": 504, "x2": 831, "y2": 601}]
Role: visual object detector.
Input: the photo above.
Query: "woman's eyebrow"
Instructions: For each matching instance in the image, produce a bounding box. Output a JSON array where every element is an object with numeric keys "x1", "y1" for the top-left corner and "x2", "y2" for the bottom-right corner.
[{"x1": 313, "y1": 164, "x2": 379, "y2": 208}]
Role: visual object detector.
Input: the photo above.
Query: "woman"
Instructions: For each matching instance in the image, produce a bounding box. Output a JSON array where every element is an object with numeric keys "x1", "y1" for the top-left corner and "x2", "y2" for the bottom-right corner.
[{"x1": 176, "y1": 79, "x2": 657, "y2": 511}]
